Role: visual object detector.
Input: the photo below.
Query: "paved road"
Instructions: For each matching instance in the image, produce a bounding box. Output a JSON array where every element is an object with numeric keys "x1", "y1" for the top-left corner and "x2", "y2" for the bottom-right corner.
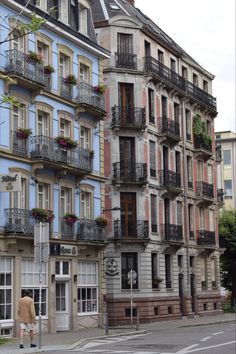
[{"x1": 46, "y1": 322, "x2": 236, "y2": 354}]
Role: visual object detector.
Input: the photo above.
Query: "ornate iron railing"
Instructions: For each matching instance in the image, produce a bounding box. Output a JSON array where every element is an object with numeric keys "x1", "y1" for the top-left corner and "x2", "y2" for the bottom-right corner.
[
  {"x1": 30, "y1": 135, "x2": 92, "y2": 172},
  {"x1": 215, "y1": 144, "x2": 222, "y2": 161},
  {"x1": 217, "y1": 188, "x2": 224, "y2": 204},
  {"x1": 197, "y1": 230, "x2": 215, "y2": 245},
  {"x1": 185, "y1": 81, "x2": 217, "y2": 111},
  {"x1": 5, "y1": 49, "x2": 46, "y2": 86},
  {"x1": 194, "y1": 135, "x2": 212, "y2": 152},
  {"x1": 114, "y1": 219, "x2": 149, "y2": 240},
  {"x1": 76, "y1": 219, "x2": 107, "y2": 242},
  {"x1": 75, "y1": 82, "x2": 105, "y2": 111},
  {"x1": 160, "y1": 224, "x2": 183, "y2": 242},
  {"x1": 159, "y1": 117, "x2": 180, "y2": 138},
  {"x1": 115, "y1": 52, "x2": 137, "y2": 69},
  {"x1": 4, "y1": 208, "x2": 34, "y2": 234},
  {"x1": 111, "y1": 106, "x2": 146, "y2": 129},
  {"x1": 59, "y1": 76, "x2": 73, "y2": 100},
  {"x1": 12, "y1": 131, "x2": 28, "y2": 156},
  {"x1": 196, "y1": 181, "x2": 214, "y2": 199},
  {"x1": 159, "y1": 170, "x2": 181, "y2": 189},
  {"x1": 60, "y1": 218, "x2": 76, "y2": 240},
  {"x1": 113, "y1": 162, "x2": 147, "y2": 183}
]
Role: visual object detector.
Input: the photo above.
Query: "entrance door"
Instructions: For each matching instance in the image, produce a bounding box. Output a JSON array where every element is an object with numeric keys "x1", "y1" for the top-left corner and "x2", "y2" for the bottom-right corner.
[
  {"x1": 55, "y1": 281, "x2": 70, "y2": 331},
  {"x1": 119, "y1": 137, "x2": 135, "y2": 180},
  {"x1": 190, "y1": 274, "x2": 195, "y2": 313},
  {"x1": 121, "y1": 193, "x2": 136, "y2": 238},
  {"x1": 163, "y1": 146, "x2": 169, "y2": 184},
  {"x1": 118, "y1": 83, "x2": 134, "y2": 124},
  {"x1": 178, "y1": 273, "x2": 184, "y2": 315}
]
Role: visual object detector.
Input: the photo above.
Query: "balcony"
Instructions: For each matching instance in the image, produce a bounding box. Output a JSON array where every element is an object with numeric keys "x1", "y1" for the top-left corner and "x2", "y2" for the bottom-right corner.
[
  {"x1": 5, "y1": 49, "x2": 46, "y2": 90},
  {"x1": 75, "y1": 82, "x2": 106, "y2": 117},
  {"x1": 30, "y1": 135, "x2": 92, "y2": 175},
  {"x1": 4, "y1": 208, "x2": 34, "y2": 235},
  {"x1": 76, "y1": 219, "x2": 107, "y2": 243},
  {"x1": 159, "y1": 170, "x2": 182, "y2": 197},
  {"x1": 59, "y1": 76, "x2": 74, "y2": 100},
  {"x1": 60, "y1": 219, "x2": 76, "y2": 240},
  {"x1": 115, "y1": 52, "x2": 137, "y2": 69},
  {"x1": 217, "y1": 188, "x2": 224, "y2": 206},
  {"x1": 185, "y1": 81, "x2": 217, "y2": 112},
  {"x1": 12, "y1": 131, "x2": 28, "y2": 157},
  {"x1": 194, "y1": 135, "x2": 212, "y2": 160},
  {"x1": 144, "y1": 56, "x2": 186, "y2": 93},
  {"x1": 195, "y1": 181, "x2": 214, "y2": 205},
  {"x1": 114, "y1": 219, "x2": 149, "y2": 243},
  {"x1": 197, "y1": 230, "x2": 215, "y2": 246},
  {"x1": 215, "y1": 145, "x2": 222, "y2": 163},
  {"x1": 160, "y1": 224, "x2": 184, "y2": 248},
  {"x1": 111, "y1": 106, "x2": 146, "y2": 131},
  {"x1": 113, "y1": 162, "x2": 148, "y2": 185},
  {"x1": 158, "y1": 117, "x2": 181, "y2": 145}
]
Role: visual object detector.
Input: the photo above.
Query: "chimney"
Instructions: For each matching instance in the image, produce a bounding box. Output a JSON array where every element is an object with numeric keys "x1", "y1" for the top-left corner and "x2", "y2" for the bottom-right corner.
[{"x1": 127, "y1": 0, "x2": 135, "y2": 6}]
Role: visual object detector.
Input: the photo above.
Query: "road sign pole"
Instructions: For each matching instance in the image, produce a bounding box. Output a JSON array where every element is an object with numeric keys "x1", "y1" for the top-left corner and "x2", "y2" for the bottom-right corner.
[
  {"x1": 130, "y1": 269, "x2": 133, "y2": 327},
  {"x1": 39, "y1": 222, "x2": 42, "y2": 349}
]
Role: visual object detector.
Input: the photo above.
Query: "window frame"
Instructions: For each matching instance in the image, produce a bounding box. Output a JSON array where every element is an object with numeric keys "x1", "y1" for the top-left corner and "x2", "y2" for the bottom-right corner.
[
  {"x1": 77, "y1": 261, "x2": 98, "y2": 315},
  {"x1": 0, "y1": 257, "x2": 13, "y2": 322}
]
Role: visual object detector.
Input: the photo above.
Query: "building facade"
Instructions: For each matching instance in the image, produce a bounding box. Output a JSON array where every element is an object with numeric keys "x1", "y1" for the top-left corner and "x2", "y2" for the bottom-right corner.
[
  {"x1": 0, "y1": 0, "x2": 110, "y2": 336},
  {"x1": 215, "y1": 131, "x2": 236, "y2": 210},
  {"x1": 91, "y1": 0, "x2": 223, "y2": 324}
]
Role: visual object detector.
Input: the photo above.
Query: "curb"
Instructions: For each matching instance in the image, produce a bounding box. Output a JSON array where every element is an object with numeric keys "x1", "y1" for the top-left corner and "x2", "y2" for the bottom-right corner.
[{"x1": 179, "y1": 319, "x2": 235, "y2": 328}]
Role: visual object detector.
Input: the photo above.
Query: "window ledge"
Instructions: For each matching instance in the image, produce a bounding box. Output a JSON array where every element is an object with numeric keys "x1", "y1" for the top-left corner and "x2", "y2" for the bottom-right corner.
[
  {"x1": 77, "y1": 312, "x2": 98, "y2": 316},
  {"x1": 166, "y1": 288, "x2": 174, "y2": 292}
]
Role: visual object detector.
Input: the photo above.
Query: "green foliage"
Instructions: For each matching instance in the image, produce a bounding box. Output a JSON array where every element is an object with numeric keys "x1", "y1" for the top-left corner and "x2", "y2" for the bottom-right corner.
[
  {"x1": 193, "y1": 114, "x2": 212, "y2": 147},
  {"x1": 0, "y1": 337, "x2": 8, "y2": 345},
  {"x1": 222, "y1": 300, "x2": 234, "y2": 313},
  {"x1": 193, "y1": 114, "x2": 202, "y2": 135},
  {"x1": 2, "y1": 95, "x2": 21, "y2": 108},
  {"x1": 20, "y1": 14, "x2": 46, "y2": 33}
]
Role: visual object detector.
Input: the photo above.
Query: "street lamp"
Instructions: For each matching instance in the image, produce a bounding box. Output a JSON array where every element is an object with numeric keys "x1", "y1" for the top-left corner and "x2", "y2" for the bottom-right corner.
[{"x1": 103, "y1": 206, "x2": 122, "y2": 212}]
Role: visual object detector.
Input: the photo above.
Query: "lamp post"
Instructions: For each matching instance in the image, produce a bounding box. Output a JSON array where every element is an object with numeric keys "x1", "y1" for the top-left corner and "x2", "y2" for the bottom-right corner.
[
  {"x1": 103, "y1": 206, "x2": 122, "y2": 212},
  {"x1": 127, "y1": 269, "x2": 137, "y2": 327}
]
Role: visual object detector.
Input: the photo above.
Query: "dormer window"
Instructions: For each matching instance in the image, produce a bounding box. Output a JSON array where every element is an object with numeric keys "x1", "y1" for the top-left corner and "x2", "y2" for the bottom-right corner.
[
  {"x1": 36, "y1": 0, "x2": 47, "y2": 11},
  {"x1": 109, "y1": 3, "x2": 120, "y2": 10},
  {"x1": 59, "y1": 0, "x2": 69, "y2": 24},
  {"x1": 79, "y1": 4, "x2": 88, "y2": 36}
]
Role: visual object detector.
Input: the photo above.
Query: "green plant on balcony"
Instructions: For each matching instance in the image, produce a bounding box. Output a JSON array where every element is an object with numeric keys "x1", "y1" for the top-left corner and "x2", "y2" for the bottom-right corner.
[
  {"x1": 31, "y1": 208, "x2": 54, "y2": 223},
  {"x1": 44, "y1": 64, "x2": 55, "y2": 75},
  {"x1": 25, "y1": 51, "x2": 43, "y2": 64},
  {"x1": 55, "y1": 136, "x2": 78, "y2": 149},
  {"x1": 63, "y1": 213, "x2": 78, "y2": 224},
  {"x1": 15, "y1": 128, "x2": 32, "y2": 140},
  {"x1": 95, "y1": 215, "x2": 108, "y2": 227},
  {"x1": 93, "y1": 84, "x2": 106, "y2": 94},
  {"x1": 153, "y1": 277, "x2": 163, "y2": 286},
  {"x1": 63, "y1": 74, "x2": 77, "y2": 85},
  {"x1": 193, "y1": 114, "x2": 212, "y2": 146}
]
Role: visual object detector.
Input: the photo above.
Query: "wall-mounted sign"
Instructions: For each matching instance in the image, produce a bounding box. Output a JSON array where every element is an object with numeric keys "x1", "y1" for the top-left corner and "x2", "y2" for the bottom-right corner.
[
  {"x1": 106, "y1": 257, "x2": 119, "y2": 276},
  {"x1": 50, "y1": 243, "x2": 77, "y2": 256},
  {"x1": 0, "y1": 173, "x2": 21, "y2": 192}
]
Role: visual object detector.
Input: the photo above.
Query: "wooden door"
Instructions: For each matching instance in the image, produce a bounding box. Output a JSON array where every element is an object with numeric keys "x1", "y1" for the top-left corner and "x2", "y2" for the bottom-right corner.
[
  {"x1": 118, "y1": 83, "x2": 134, "y2": 124},
  {"x1": 121, "y1": 193, "x2": 136, "y2": 238},
  {"x1": 119, "y1": 137, "x2": 135, "y2": 179}
]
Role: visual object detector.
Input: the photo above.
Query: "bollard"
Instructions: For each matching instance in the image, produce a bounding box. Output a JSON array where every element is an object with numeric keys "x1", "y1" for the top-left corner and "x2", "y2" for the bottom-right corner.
[{"x1": 136, "y1": 310, "x2": 139, "y2": 331}]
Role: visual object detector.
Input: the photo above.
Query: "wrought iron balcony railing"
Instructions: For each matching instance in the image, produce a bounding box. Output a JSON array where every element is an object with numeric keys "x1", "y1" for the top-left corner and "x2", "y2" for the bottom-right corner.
[
  {"x1": 30, "y1": 135, "x2": 92, "y2": 172},
  {"x1": 115, "y1": 52, "x2": 137, "y2": 69},
  {"x1": 215, "y1": 144, "x2": 222, "y2": 161},
  {"x1": 113, "y1": 162, "x2": 147, "y2": 183},
  {"x1": 111, "y1": 106, "x2": 146, "y2": 129},
  {"x1": 60, "y1": 218, "x2": 76, "y2": 240},
  {"x1": 76, "y1": 219, "x2": 107, "y2": 242},
  {"x1": 12, "y1": 131, "x2": 28, "y2": 156},
  {"x1": 194, "y1": 135, "x2": 212, "y2": 153},
  {"x1": 217, "y1": 188, "x2": 224, "y2": 204},
  {"x1": 197, "y1": 230, "x2": 215, "y2": 245},
  {"x1": 4, "y1": 208, "x2": 34, "y2": 235},
  {"x1": 5, "y1": 49, "x2": 46, "y2": 86},
  {"x1": 159, "y1": 117, "x2": 180, "y2": 139},
  {"x1": 114, "y1": 219, "x2": 149, "y2": 240},
  {"x1": 185, "y1": 81, "x2": 217, "y2": 111},
  {"x1": 59, "y1": 76, "x2": 73, "y2": 100},
  {"x1": 160, "y1": 224, "x2": 183, "y2": 242},
  {"x1": 159, "y1": 170, "x2": 181, "y2": 189},
  {"x1": 196, "y1": 181, "x2": 214, "y2": 199},
  {"x1": 75, "y1": 82, "x2": 105, "y2": 112}
]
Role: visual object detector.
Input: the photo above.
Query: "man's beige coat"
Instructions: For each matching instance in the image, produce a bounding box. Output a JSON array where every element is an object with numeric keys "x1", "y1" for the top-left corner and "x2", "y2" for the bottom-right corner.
[{"x1": 17, "y1": 296, "x2": 36, "y2": 324}]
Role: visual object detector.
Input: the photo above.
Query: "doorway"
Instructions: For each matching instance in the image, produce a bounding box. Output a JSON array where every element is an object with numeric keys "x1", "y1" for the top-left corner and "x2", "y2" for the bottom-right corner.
[{"x1": 55, "y1": 281, "x2": 70, "y2": 331}]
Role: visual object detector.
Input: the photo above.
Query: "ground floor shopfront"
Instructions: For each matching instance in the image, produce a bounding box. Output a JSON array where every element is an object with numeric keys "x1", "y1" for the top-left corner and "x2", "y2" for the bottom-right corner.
[{"x1": 0, "y1": 237, "x2": 106, "y2": 337}]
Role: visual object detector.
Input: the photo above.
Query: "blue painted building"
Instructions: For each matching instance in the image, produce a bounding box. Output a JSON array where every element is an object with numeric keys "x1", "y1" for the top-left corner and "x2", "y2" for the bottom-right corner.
[{"x1": 0, "y1": 0, "x2": 109, "y2": 335}]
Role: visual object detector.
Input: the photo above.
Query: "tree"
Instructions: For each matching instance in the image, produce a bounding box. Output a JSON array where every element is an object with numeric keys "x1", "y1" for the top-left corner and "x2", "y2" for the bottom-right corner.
[{"x1": 219, "y1": 209, "x2": 236, "y2": 306}]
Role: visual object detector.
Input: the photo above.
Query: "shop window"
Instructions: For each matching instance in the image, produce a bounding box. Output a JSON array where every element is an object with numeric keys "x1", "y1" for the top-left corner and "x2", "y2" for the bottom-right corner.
[{"x1": 77, "y1": 262, "x2": 98, "y2": 314}]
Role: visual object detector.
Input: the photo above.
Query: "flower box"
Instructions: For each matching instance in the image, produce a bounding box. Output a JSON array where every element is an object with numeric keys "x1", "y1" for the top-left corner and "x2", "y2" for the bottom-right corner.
[
  {"x1": 63, "y1": 213, "x2": 78, "y2": 224},
  {"x1": 44, "y1": 65, "x2": 55, "y2": 75},
  {"x1": 55, "y1": 136, "x2": 77, "y2": 150},
  {"x1": 63, "y1": 75, "x2": 77, "y2": 85},
  {"x1": 95, "y1": 215, "x2": 108, "y2": 227},
  {"x1": 15, "y1": 128, "x2": 32, "y2": 140},
  {"x1": 31, "y1": 208, "x2": 54, "y2": 223},
  {"x1": 25, "y1": 51, "x2": 43, "y2": 64},
  {"x1": 93, "y1": 85, "x2": 106, "y2": 94}
]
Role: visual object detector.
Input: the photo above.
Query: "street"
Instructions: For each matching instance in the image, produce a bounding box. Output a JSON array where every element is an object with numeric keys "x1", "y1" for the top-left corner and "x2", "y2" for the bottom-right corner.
[{"x1": 46, "y1": 322, "x2": 236, "y2": 354}]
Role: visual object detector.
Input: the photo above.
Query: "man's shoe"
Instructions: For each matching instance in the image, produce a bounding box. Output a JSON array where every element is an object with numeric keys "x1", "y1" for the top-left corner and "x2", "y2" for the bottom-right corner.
[
  {"x1": 19, "y1": 344, "x2": 24, "y2": 349},
  {"x1": 30, "y1": 344, "x2": 37, "y2": 348}
]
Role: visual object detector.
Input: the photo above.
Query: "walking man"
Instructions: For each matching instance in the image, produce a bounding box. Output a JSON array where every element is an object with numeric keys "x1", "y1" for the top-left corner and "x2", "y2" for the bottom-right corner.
[{"x1": 17, "y1": 290, "x2": 37, "y2": 349}]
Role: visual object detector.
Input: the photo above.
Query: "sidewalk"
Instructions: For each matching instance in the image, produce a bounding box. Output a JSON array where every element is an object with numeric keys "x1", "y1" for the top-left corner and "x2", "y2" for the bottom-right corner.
[{"x1": 1, "y1": 313, "x2": 235, "y2": 354}]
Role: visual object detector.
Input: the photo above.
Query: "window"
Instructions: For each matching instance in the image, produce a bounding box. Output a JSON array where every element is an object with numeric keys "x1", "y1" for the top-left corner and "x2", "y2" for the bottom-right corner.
[
  {"x1": 185, "y1": 109, "x2": 191, "y2": 140},
  {"x1": 148, "y1": 88, "x2": 155, "y2": 124},
  {"x1": 158, "y1": 50, "x2": 164, "y2": 64},
  {"x1": 0, "y1": 257, "x2": 13, "y2": 320},
  {"x1": 21, "y1": 259, "x2": 47, "y2": 316},
  {"x1": 224, "y1": 180, "x2": 232, "y2": 199},
  {"x1": 177, "y1": 201, "x2": 182, "y2": 226},
  {"x1": 37, "y1": 41, "x2": 49, "y2": 65},
  {"x1": 200, "y1": 257, "x2": 207, "y2": 290},
  {"x1": 178, "y1": 255, "x2": 183, "y2": 268},
  {"x1": 207, "y1": 164, "x2": 213, "y2": 184},
  {"x1": 210, "y1": 258, "x2": 217, "y2": 289},
  {"x1": 209, "y1": 210, "x2": 214, "y2": 232},
  {"x1": 165, "y1": 254, "x2": 172, "y2": 288},
  {"x1": 193, "y1": 73, "x2": 198, "y2": 86},
  {"x1": 174, "y1": 103, "x2": 179, "y2": 123},
  {"x1": 203, "y1": 80, "x2": 208, "y2": 92},
  {"x1": 56, "y1": 261, "x2": 69, "y2": 275},
  {"x1": 11, "y1": 28, "x2": 24, "y2": 51},
  {"x1": 151, "y1": 253, "x2": 159, "y2": 289},
  {"x1": 117, "y1": 33, "x2": 133, "y2": 54},
  {"x1": 187, "y1": 156, "x2": 193, "y2": 188},
  {"x1": 79, "y1": 63, "x2": 90, "y2": 83},
  {"x1": 206, "y1": 120, "x2": 211, "y2": 135},
  {"x1": 188, "y1": 204, "x2": 194, "y2": 239},
  {"x1": 80, "y1": 191, "x2": 91, "y2": 219},
  {"x1": 80, "y1": 126, "x2": 91, "y2": 150},
  {"x1": 170, "y1": 58, "x2": 176, "y2": 72},
  {"x1": 12, "y1": 103, "x2": 26, "y2": 130},
  {"x1": 37, "y1": 111, "x2": 49, "y2": 136},
  {"x1": 60, "y1": 187, "x2": 72, "y2": 216},
  {"x1": 161, "y1": 95, "x2": 167, "y2": 117},
  {"x1": 144, "y1": 40, "x2": 151, "y2": 57},
  {"x1": 151, "y1": 194, "x2": 157, "y2": 233},
  {"x1": 182, "y1": 66, "x2": 188, "y2": 79},
  {"x1": 59, "y1": 53, "x2": 70, "y2": 78},
  {"x1": 149, "y1": 141, "x2": 156, "y2": 178},
  {"x1": 223, "y1": 150, "x2": 231, "y2": 165},
  {"x1": 199, "y1": 207, "x2": 205, "y2": 229},
  {"x1": 79, "y1": 4, "x2": 88, "y2": 35},
  {"x1": 37, "y1": 183, "x2": 50, "y2": 209},
  {"x1": 59, "y1": 0, "x2": 69, "y2": 23},
  {"x1": 77, "y1": 262, "x2": 98, "y2": 314},
  {"x1": 10, "y1": 177, "x2": 27, "y2": 209},
  {"x1": 121, "y1": 253, "x2": 138, "y2": 289},
  {"x1": 59, "y1": 118, "x2": 71, "y2": 137},
  {"x1": 189, "y1": 256, "x2": 194, "y2": 268},
  {"x1": 36, "y1": 0, "x2": 47, "y2": 11}
]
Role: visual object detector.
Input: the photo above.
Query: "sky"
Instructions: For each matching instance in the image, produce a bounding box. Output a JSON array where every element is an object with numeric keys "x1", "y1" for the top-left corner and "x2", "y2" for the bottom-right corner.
[{"x1": 135, "y1": 0, "x2": 236, "y2": 133}]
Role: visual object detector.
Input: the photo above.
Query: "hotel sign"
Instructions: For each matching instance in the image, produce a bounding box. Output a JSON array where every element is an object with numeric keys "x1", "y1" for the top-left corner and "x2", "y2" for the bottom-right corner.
[
  {"x1": 0, "y1": 173, "x2": 21, "y2": 192},
  {"x1": 50, "y1": 243, "x2": 77, "y2": 256}
]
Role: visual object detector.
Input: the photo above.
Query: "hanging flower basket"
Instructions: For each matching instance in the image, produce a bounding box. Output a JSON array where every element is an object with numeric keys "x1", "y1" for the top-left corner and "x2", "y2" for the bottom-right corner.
[
  {"x1": 63, "y1": 74, "x2": 77, "y2": 85},
  {"x1": 25, "y1": 51, "x2": 43, "y2": 64},
  {"x1": 31, "y1": 208, "x2": 54, "y2": 223},
  {"x1": 55, "y1": 136, "x2": 78, "y2": 150},
  {"x1": 63, "y1": 213, "x2": 78, "y2": 224},
  {"x1": 15, "y1": 128, "x2": 32, "y2": 140},
  {"x1": 44, "y1": 65, "x2": 55, "y2": 75},
  {"x1": 95, "y1": 215, "x2": 108, "y2": 227},
  {"x1": 153, "y1": 277, "x2": 163, "y2": 286},
  {"x1": 93, "y1": 85, "x2": 106, "y2": 94}
]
